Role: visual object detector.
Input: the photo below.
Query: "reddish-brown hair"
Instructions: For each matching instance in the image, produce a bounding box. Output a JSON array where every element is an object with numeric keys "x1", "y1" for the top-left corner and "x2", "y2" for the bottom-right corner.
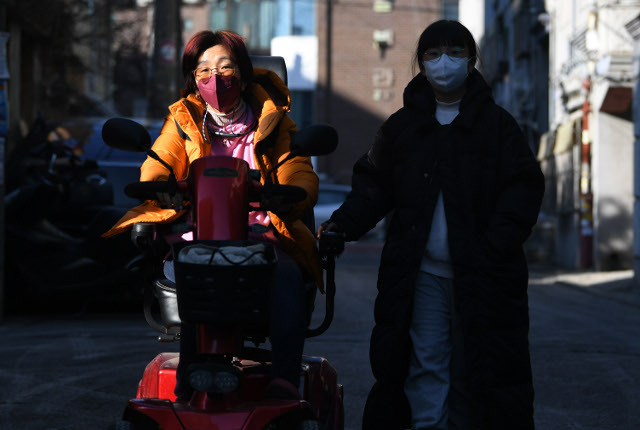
[{"x1": 181, "y1": 30, "x2": 254, "y2": 96}]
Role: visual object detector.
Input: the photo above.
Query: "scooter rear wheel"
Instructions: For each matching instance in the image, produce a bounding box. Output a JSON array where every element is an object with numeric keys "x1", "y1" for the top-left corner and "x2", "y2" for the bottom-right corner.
[{"x1": 108, "y1": 420, "x2": 137, "y2": 430}]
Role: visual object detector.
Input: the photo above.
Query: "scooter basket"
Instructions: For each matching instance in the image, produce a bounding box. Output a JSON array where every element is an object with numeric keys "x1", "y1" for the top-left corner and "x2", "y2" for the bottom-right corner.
[{"x1": 172, "y1": 240, "x2": 277, "y2": 328}]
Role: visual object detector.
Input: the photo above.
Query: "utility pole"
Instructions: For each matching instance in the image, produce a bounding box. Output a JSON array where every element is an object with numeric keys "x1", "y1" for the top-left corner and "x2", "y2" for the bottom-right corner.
[
  {"x1": 579, "y1": 2, "x2": 598, "y2": 269},
  {"x1": 324, "y1": 0, "x2": 332, "y2": 124},
  {"x1": 0, "y1": 4, "x2": 7, "y2": 322},
  {"x1": 149, "y1": 0, "x2": 182, "y2": 118},
  {"x1": 580, "y1": 76, "x2": 594, "y2": 269}
]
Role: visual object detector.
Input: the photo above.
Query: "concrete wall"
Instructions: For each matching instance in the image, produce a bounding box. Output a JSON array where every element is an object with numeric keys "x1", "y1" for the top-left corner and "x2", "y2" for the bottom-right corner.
[
  {"x1": 458, "y1": 0, "x2": 485, "y2": 44},
  {"x1": 633, "y1": 32, "x2": 640, "y2": 289},
  {"x1": 593, "y1": 110, "x2": 634, "y2": 270}
]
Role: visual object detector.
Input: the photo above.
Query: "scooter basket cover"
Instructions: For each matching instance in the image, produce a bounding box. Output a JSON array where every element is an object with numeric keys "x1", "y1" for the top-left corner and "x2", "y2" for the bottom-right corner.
[{"x1": 172, "y1": 240, "x2": 277, "y2": 328}]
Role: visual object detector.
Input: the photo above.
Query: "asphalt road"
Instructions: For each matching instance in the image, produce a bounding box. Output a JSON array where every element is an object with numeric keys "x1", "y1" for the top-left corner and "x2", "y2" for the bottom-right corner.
[
  {"x1": 1, "y1": 241, "x2": 639, "y2": 429},
  {"x1": 528, "y1": 271, "x2": 640, "y2": 430}
]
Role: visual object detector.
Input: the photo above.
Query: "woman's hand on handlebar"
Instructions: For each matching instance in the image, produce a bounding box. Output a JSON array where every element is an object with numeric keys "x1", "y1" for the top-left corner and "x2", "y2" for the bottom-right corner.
[
  {"x1": 260, "y1": 194, "x2": 293, "y2": 215},
  {"x1": 156, "y1": 192, "x2": 185, "y2": 209},
  {"x1": 317, "y1": 220, "x2": 344, "y2": 240}
]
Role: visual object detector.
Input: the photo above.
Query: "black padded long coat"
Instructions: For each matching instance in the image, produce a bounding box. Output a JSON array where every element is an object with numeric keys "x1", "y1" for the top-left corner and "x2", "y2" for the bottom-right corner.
[{"x1": 330, "y1": 70, "x2": 545, "y2": 430}]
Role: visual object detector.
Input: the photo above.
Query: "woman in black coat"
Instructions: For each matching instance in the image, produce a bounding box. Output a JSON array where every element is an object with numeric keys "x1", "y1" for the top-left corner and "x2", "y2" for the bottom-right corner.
[{"x1": 319, "y1": 20, "x2": 544, "y2": 430}]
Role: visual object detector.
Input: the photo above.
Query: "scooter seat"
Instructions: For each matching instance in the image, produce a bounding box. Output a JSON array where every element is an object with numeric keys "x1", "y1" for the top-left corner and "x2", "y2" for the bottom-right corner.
[{"x1": 150, "y1": 278, "x2": 272, "y2": 341}]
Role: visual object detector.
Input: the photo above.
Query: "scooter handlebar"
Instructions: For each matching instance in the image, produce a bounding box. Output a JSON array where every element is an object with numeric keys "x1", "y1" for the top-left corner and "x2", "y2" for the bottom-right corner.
[
  {"x1": 124, "y1": 177, "x2": 186, "y2": 202},
  {"x1": 306, "y1": 231, "x2": 345, "y2": 338},
  {"x1": 125, "y1": 181, "x2": 170, "y2": 199},
  {"x1": 261, "y1": 184, "x2": 307, "y2": 203}
]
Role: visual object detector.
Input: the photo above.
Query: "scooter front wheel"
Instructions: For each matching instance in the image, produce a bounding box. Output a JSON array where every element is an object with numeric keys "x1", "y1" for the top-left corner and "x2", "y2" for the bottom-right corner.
[{"x1": 265, "y1": 418, "x2": 320, "y2": 430}]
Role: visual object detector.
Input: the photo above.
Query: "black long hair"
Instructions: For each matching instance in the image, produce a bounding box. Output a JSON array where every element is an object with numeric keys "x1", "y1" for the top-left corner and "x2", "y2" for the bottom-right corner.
[{"x1": 413, "y1": 20, "x2": 480, "y2": 74}]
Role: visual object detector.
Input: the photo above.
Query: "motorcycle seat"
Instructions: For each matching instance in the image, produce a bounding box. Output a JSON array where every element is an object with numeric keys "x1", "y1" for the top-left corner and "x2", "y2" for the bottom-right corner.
[{"x1": 154, "y1": 278, "x2": 181, "y2": 328}]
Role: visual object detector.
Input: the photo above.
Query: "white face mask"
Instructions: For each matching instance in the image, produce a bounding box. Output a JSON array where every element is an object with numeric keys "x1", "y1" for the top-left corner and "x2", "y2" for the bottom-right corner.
[{"x1": 423, "y1": 54, "x2": 470, "y2": 93}]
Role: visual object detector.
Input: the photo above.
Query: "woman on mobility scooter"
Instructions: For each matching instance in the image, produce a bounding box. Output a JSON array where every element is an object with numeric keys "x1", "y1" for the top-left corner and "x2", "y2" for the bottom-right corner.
[{"x1": 104, "y1": 30, "x2": 321, "y2": 402}]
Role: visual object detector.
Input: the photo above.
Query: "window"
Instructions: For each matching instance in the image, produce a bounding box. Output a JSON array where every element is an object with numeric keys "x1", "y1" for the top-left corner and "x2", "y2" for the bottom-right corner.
[
  {"x1": 209, "y1": 0, "x2": 315, "y2": 52},
  {"x1": 373, "y1": 0, "x2": 394, "y2": 13}
]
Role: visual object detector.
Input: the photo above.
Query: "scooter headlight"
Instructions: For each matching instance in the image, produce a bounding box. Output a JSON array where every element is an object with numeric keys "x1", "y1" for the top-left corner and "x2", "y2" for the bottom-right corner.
[
  {"x1": 189, "y1": 368, "x2": 240, "y2": 394},
  {"x1": 213, "y1": 371, "x2": 240, "y2": 393}
]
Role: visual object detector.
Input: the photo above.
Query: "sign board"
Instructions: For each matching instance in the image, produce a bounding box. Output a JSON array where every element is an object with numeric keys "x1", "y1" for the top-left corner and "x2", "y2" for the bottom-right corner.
[{"x1": 270, "y1": 36, "x2": 318, "y2": 91}]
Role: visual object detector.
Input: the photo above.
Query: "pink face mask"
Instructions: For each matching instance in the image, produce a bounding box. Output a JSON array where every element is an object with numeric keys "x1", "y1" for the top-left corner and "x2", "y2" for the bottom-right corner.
[{"x1": 197, "y1": 74, "x2": 242, "y2": 112}]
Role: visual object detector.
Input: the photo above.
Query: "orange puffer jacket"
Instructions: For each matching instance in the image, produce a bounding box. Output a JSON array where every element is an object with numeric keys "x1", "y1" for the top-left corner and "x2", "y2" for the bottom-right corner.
[{"x1": 103, "y1": 67, "x2": 322, "y2": 287}]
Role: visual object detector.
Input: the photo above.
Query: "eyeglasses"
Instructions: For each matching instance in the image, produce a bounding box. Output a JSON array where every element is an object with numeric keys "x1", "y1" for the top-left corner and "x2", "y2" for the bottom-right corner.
[
  {"x1": 423, "y1": 46, "x2": 468, "y2": 62},
  {"x1": 193, "y1": 64, "x2": 236, "y2": 80}
]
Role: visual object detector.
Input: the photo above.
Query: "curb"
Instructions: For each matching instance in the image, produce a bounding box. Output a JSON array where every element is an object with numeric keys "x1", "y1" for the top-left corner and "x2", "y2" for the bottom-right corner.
[{"x1": 529, "y1": 267, "x2": 640, "y2": 308}]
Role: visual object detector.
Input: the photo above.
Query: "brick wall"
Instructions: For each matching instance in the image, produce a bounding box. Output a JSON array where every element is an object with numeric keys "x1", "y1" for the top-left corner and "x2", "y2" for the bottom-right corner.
[{"x1": 315, "y1": 0, "x2": 441, "y2": 183}]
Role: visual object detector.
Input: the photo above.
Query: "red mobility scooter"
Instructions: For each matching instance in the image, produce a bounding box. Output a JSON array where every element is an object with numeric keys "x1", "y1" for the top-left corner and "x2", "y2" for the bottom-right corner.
[{"x1": 101, "y1": 63, "x2": 344, "y2": 429}]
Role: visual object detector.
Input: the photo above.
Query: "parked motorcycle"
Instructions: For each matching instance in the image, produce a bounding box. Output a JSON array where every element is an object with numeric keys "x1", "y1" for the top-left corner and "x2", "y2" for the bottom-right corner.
[
  {"x1": 4, "y1": 113, "x2": 143, "y2": 311},
  {"x1": 102, "y1": 117, "x2": 345, "y2": 430}
]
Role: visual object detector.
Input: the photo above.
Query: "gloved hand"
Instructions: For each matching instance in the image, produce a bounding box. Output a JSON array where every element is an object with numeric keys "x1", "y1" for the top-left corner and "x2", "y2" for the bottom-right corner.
[
  {"x1": 156, "y1": 192, "x2": 185, "y2": 209},
  {"x1": 260, "y1": 193, "x2": 293, "y2": 215},
  {"x1": 317, "y1": 220, "x2": 344, "y2": 240},
  {"x1": 317, "y1": 220, "x2": 346, "y2": 258}
]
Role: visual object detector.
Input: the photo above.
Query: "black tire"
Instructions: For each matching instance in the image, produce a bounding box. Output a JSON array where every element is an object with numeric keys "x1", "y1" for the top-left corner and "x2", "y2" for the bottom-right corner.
[
  {"x1": 264, "y1": 413, "x2": 320, "y2": 430},
  {"x1": 297, "y1": 420, "x2": 320, "y2": 430},
  {"x1": 107, "y1": 420, "x2": 136, "y2": 430}
]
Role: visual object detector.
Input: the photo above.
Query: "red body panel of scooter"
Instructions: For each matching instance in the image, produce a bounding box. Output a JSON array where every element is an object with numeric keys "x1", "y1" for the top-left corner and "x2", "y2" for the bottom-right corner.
[
  {"x1": 188, "y1": 156, "x2": 251, "y2": 241},
  {"x1": 129, "y1": 353, "x2": 344, "y2": 429}
]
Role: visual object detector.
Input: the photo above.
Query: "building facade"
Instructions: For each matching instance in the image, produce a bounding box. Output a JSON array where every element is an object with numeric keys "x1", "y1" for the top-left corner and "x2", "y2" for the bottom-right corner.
[
  {"x1": 11, "y1": 0, "x2": 457, "y2": 182},
  {"x1": 544, "y1": 0, "x2": 639, "y2": 270},
  {"x1": 463, "y1": 0, "x2": 552, "y2": 263},
  {"x1": 314, "y1": 0, "x2": 456, "y2": 182},
  {"x1": 479, "y1": 0, "x2": 639, "y2": 270},
  {"x1": 479, "y1": 0, "x2": 549, "y2": 154},
  {"x1": 189, "y1": 0, "x2": 317, "y2": 131}
]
